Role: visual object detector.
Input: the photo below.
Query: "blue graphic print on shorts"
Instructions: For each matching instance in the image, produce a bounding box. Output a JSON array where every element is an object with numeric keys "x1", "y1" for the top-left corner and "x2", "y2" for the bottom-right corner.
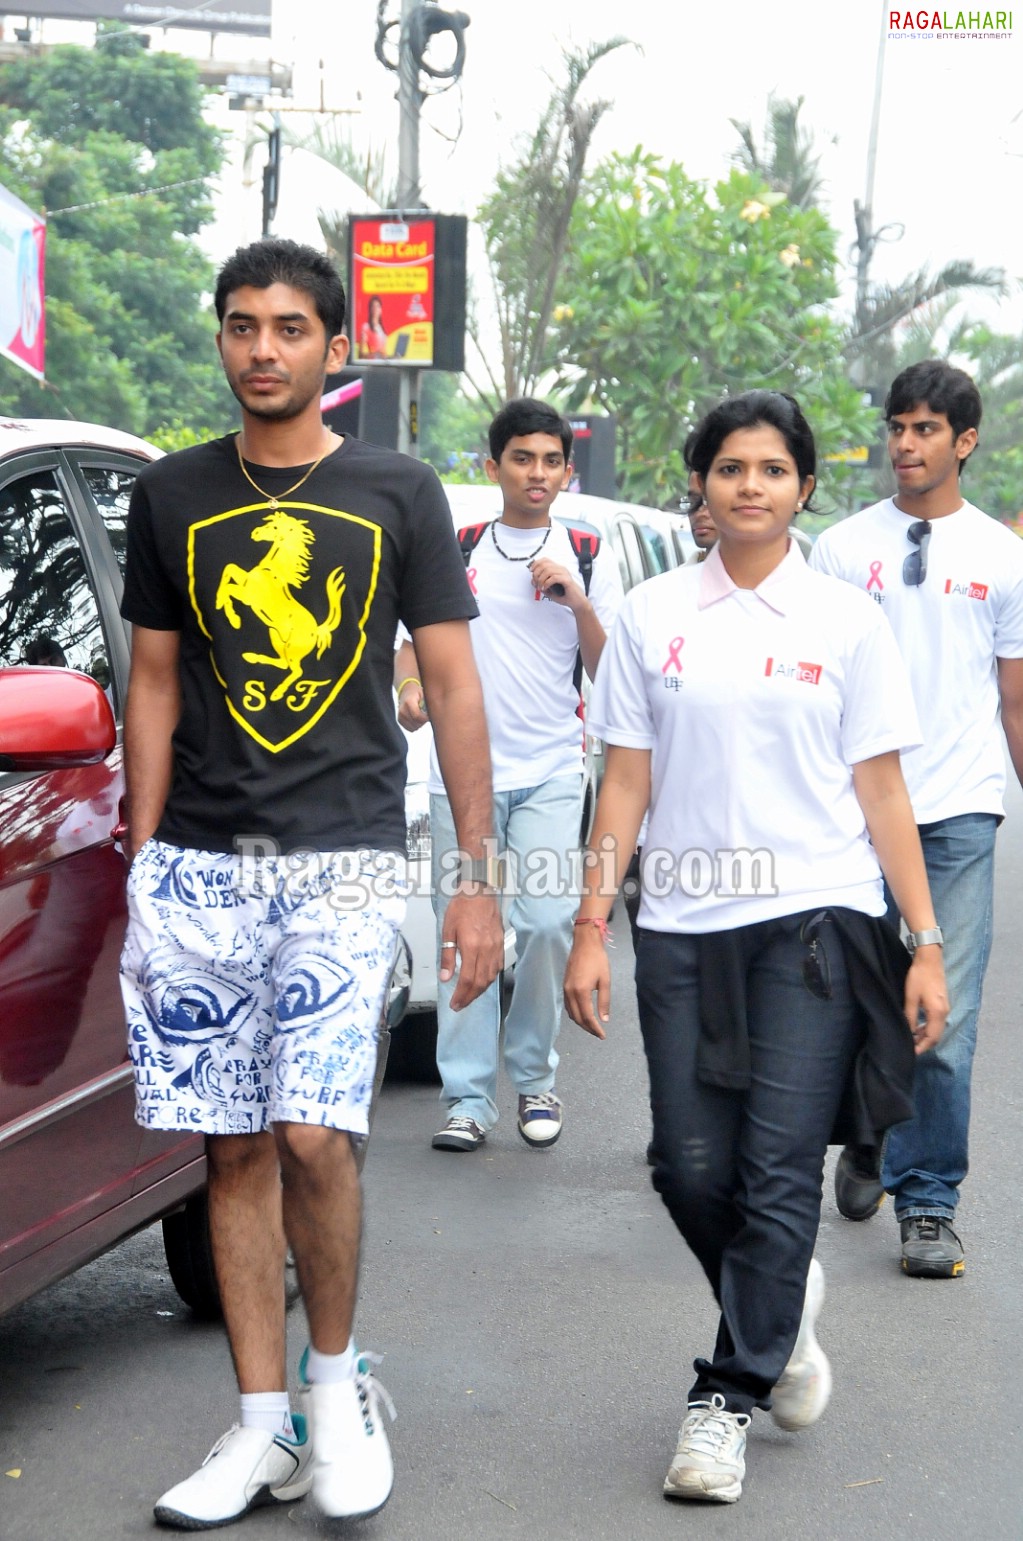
[{"x1": 120, "y1": 841, "x2": 407, "y2": 1136}]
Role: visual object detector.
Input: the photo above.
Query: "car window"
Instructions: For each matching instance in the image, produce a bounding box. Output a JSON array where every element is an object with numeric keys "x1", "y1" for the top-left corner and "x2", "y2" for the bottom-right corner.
[
  {"x1": 642, "y1": 525, "x2": 671, "y2": 573},
  {"x1": 610, "y1": 518, "x2": 649, "y2": 590},
  {"x1": 80, "y1": 464, "x2": 135, "y2": 577},
  {"x1": 0, "y1": 468, "x2": 111, "y2": 687}
]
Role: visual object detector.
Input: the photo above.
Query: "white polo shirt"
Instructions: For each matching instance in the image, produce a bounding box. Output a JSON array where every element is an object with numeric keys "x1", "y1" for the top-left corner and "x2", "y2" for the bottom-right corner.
[
  {"x1": 588, "y1": 541, "x2": 921, "y2": 933},
  {"x1": 811, "y1": 498, "x2": 1023, "y2": 823},
  {"x1": 425, "y1": 519, "x2": 623, "y2": 794}
]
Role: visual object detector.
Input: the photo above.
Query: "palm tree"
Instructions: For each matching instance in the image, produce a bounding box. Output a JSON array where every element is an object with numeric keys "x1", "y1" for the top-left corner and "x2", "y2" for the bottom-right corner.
[
  {"x1": 473, "y1": 37, "x2": 635, "y2": 406},
  {"x1": 730, "y1": 95, "x2": 833, "y2": 211}
]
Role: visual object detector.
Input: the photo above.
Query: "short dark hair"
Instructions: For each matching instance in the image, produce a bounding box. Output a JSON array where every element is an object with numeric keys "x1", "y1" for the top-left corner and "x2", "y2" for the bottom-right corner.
[
  {"x1": 214, "y1": 239, "x2": 346, "y2": 337},
  {"x1": 885, "y1": 359, "x2": 982, "y2": 442},
  {"x1": 488, "y1": 398, "x2": 573, "y2": 463},
  {"x1": 684, "y1": 390, "x2": 817, "y2": 511}
]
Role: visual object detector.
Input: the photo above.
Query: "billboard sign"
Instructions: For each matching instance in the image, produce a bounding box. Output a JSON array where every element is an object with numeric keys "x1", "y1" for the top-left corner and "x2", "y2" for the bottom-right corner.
[
  {"x1": 0, "y1": 183, "x2": 46, "y2": 383},
  {"x1": 350, "y1": 217, "x2": 437, "y2": 367},
  {"x1": 18, "y1": 0, "x2": 271, "y2": 35}
]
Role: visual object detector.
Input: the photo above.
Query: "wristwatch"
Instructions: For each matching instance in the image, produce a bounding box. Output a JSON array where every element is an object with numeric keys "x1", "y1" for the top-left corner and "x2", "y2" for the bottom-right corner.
[
  {"x1": 907, "y1": 926, "x2": 944, "y2": 952},
  {"x1": 457, "y1": 857, "x2": 504, "y2": 891}
]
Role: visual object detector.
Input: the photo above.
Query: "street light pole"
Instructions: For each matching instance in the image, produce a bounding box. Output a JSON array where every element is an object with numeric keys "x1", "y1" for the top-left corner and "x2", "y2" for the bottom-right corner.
[
  {"x1": 396, "y1": 0, "x2": 423, "y2": 457},
  {"x1": 853, "y1": 1, "x2": 888, "y2": 347}
]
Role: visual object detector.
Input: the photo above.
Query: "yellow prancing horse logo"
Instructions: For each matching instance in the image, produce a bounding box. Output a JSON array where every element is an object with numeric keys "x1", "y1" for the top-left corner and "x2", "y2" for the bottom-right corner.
[{"x1": 215, "y1": 511, "x2": 345, "y2": 703}]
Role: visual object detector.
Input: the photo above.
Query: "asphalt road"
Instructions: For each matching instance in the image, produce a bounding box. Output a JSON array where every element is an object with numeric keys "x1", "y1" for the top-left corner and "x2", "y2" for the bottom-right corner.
[{"x1": 3, "y1": 788, "x2": 1023, "y2": 1541}]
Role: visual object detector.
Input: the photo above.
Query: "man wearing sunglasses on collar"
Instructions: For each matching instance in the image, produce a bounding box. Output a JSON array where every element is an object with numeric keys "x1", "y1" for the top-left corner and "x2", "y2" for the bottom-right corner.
[{"x1": 811, "y1": 359, "x2": 1023, "y2": 1280}]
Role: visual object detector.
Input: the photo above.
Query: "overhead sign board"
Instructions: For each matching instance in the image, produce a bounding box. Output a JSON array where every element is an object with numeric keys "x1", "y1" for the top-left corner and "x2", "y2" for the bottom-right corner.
[
  {"x1": 21, "y1": 0, "x2": 271, "y2": 36},
  {"x1": 350, "y1": 217, "x2": 438, "y2": 367},
  {"x1": 0, "y1": 182, "x2": 46, "y2": 383},
  {"x1": 348, "y1": 213, "x2": 466, "y2": 372}
]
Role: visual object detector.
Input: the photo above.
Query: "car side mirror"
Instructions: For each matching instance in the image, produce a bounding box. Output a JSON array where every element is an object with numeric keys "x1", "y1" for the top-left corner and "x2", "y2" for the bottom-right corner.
[{"x1": 0, "y1": 666, "x2": 116, "y2": 771}]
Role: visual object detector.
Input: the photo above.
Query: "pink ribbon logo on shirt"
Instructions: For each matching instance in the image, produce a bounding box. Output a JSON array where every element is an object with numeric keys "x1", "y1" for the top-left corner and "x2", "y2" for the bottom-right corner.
[
  {"x1": 661, "y1": 636, "x2": 685, "y2": 674},
  {"x1": 466, "y1": 567, "x2": 478, "y2": 596},
  {"x1": 866, "y1": 561, "x2": 884, "y2": 591}
]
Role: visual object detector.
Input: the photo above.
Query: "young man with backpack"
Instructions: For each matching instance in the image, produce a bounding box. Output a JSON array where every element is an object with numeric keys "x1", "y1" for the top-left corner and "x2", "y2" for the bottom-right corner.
[{"x1": 396, "y1": 398, "x2": 623, "y2": 1152}]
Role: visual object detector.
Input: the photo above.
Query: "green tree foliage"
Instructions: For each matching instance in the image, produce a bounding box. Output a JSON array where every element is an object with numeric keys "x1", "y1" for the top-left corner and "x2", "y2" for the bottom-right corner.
[
  {"x1": 546, "y1": 152, "x2": 874, "y2": 505},
  {"x1": 474, "y1": 38, "x2": 633, "y2": 408},
  {"x1": 0, "y1": 27, "x2": 234, "y2": 436}
]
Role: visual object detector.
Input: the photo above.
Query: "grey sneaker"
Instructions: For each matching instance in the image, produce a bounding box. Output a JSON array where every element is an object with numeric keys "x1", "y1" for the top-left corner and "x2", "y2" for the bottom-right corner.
[
  {"x1": 154, "y1": 1419, "x2": 312, "y2": 1529},
  {"x1": 517, "y1": 1091, "x2": 563, "y2": 1148},
  {"x1": 771, "y1": 1257, "x2": 832, "y2": 1431},
  {"x1": 900, "y1": 1216, "x2": 965, "y2": 1278},
  {"x1": 663, "y1": 1395, "x2": 750, "y2": 1504},
  {"x1": 432, "y1": 1115, "x2": 486, "y2": 1152}
]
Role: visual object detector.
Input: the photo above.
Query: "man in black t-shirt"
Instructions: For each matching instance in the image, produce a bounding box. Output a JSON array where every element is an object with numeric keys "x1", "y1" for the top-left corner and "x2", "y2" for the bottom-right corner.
[{"x1": 119, "y1": 239, "x2": 502, "y2": 1530}]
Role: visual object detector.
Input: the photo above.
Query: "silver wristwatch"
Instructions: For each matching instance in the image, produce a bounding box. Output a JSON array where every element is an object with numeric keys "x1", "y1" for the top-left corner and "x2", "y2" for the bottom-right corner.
[
  {"x1": 907, "y1": 926, "x2": 944, "y2": 952},
  {"x1": 457, "y1": 857, "x2": 504, "y2": 890}
]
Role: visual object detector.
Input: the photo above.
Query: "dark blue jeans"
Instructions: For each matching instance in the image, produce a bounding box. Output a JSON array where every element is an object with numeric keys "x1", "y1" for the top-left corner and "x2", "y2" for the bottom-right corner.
[
  {"x1": 881, "y1": 812, "x2": 997, "y2": 1220},
  {"x1": 636, "y1": 916, "x2": 863, "y2": 1416}
]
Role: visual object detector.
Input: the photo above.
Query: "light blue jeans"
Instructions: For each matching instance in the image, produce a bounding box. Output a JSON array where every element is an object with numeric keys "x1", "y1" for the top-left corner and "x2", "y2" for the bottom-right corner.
[
  {"x1": 430, "y1": 775, "x2": 584, "y2": 1129},
  {"x1": 882, "y1": 812, "x2": 998, "y2": 1221}
]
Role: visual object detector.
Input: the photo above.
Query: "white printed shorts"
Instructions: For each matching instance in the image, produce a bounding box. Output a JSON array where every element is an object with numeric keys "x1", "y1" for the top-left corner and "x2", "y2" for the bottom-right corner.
[{"x1": 120, "y1": 841, "x2": 408, "y2": 1137}]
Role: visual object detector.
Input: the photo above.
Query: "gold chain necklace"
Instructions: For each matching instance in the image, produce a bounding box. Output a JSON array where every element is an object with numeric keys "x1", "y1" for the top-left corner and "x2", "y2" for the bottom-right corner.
[{"x1": 235, "y1": 433, "x2": 331, "y2": 509}]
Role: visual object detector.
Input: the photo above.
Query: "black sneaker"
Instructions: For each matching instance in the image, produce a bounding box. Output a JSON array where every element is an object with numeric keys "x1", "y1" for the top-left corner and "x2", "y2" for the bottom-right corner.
[
  {"x1": 834, "y1": 1144, "x2": 885, "y2": 1221},
  {"x1": 432, "y1": 1115, "x2": 486, "y2": 1152},
  {"x1": 900, "y1": 1216, "x2": 965, "y2": 1278}
]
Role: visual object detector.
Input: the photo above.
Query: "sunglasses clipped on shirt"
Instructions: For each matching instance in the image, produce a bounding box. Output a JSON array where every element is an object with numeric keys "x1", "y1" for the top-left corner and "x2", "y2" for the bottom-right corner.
[{"x1": 902, "y1": 520, "x2": 932, "y2": 586}]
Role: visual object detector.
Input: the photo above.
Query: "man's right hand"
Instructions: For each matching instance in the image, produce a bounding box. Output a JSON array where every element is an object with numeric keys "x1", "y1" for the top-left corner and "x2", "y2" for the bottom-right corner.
[{"x1": 440, "y1": 889, "x2": 504, "y2": 1010}]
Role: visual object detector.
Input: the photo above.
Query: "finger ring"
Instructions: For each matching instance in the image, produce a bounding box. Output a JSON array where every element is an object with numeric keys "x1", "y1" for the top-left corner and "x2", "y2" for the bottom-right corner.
[{"x1": 441, "y1": 942, "x2": 457, "y2": 950}]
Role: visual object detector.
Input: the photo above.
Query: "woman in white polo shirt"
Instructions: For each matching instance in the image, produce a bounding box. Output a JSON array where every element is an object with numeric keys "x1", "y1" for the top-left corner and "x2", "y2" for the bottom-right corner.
[{"x1": 564, "y1": 391, "x2": 948, "y2": 1506}]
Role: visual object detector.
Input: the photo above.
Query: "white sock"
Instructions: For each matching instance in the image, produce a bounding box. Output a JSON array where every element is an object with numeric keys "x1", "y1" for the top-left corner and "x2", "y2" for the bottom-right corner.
[
  {"x1": 239, "y1": 1391, "x2": 295, "y2": 1440},
  {"x1": 305, "y1": 1338, "x2": 357, "y2": 1384}
]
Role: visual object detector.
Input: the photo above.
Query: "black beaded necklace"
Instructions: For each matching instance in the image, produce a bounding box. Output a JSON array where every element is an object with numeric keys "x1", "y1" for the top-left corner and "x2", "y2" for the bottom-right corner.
[{"x1": 489, "y1": 518, "x2": 553, "y2": 563}]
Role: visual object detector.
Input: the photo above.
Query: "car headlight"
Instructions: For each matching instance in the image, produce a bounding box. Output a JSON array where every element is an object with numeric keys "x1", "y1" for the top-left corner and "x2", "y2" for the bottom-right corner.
[{"x1": 404, "y1": 781, "x2": 432, "y2": 862}]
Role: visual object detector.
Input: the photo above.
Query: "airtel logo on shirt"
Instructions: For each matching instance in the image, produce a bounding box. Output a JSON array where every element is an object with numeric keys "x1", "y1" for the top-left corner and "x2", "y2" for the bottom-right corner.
[
  {"x1": 945, "y1": 579, "x2": 989, "y2": 601},
  {"x1": 764, "y1": 658, "x2": 823, "y2": 685}
]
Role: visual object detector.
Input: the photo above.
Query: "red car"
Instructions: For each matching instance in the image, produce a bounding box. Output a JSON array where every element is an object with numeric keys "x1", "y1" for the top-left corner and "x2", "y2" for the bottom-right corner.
[{"x1": 0, "y1": 419, "x2": 408, "y2": 1317}]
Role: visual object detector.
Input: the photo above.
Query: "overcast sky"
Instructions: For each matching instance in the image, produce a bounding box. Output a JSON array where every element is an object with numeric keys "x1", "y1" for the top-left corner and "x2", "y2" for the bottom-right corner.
[
  {"x1": 19, "y1": 2, "x2": 1018, "y2": 331},
  {"x1": 260, "y1": 0, "x2": 1021, "y2": 330}
]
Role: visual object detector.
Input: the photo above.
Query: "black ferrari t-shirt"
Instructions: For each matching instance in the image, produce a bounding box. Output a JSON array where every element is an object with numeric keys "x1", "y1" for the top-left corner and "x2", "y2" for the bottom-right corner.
[{"x1": 121, "y1": 433, "x2": 476, "y2": 854}]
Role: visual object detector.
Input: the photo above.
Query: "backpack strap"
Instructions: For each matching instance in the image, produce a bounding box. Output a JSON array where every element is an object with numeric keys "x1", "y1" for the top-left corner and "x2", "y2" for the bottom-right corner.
[
  {"x1": 565, "y1": 527, "x2": 599, "y2": 596},
  {"x1": 562, "y1": 527, "x2": 601, "y2": 695},
  {"x1": 457, "y1": 522, "x2": 491, "y2": 565}
]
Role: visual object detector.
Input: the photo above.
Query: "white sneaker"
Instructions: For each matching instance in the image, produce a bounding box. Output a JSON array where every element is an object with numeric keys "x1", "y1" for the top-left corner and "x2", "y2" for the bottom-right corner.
[
  {"x1": 771, "y1": 1256, "x2": 833, "y2": 1431},
  {"x1": 298, "y1": 1349, "x2": 397, "y2": 1519},
  {"x1": 153, "y1": 1418, "x2": 312, "y2": 1529},
  {"x1": 663, "y1": 1395, "x2": 750, "y2": 1504}
]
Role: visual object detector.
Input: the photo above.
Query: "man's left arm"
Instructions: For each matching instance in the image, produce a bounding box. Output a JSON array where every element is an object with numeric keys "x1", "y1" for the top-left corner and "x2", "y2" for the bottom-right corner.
[{"x1": 997, "y1": 656, "x2": 1023, "y2": 790}]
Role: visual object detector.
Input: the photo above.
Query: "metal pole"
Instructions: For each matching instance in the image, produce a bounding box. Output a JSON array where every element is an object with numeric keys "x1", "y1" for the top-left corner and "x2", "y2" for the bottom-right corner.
[
  {"x1": 855, "y1": 2, "x2": 888, "y2": 330},
  {"x1": 397, "y1": 0, "x2": 422, "y2": 456}
]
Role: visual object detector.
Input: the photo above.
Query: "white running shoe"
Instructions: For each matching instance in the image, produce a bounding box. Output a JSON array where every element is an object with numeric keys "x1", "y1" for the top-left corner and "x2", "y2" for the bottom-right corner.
[
  {"x1": 663, "y1": 1395, "x2": 750, "y2": 1504},
  {"x1": 298, "y1": 1349, "x2": 397, "y2": 1519},
  {"x1": 771, "y1": 1256, "x2": 833, "y2": 1431},
  {"x1": 153, "y1": 1418, "x2": 312, "y2": 1529}
]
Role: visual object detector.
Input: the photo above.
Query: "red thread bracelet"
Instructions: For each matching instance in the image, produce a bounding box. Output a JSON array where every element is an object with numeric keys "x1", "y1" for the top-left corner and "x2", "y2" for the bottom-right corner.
[{"x1": 574, "y1": 916, "x2": 614, "y2": 946}]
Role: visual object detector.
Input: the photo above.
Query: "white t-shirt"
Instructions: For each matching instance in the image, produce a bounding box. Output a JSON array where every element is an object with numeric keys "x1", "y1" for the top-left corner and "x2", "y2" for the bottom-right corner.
[
  {"x1": 426, "y1": 518, "x2": 623, "y2": 794},
  {"x1": 811, "y1": 497, "x2": 1023, "y2": 823},
  {"x1": 588, "y1": 541, "x2": 921, "y2": 932}
]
